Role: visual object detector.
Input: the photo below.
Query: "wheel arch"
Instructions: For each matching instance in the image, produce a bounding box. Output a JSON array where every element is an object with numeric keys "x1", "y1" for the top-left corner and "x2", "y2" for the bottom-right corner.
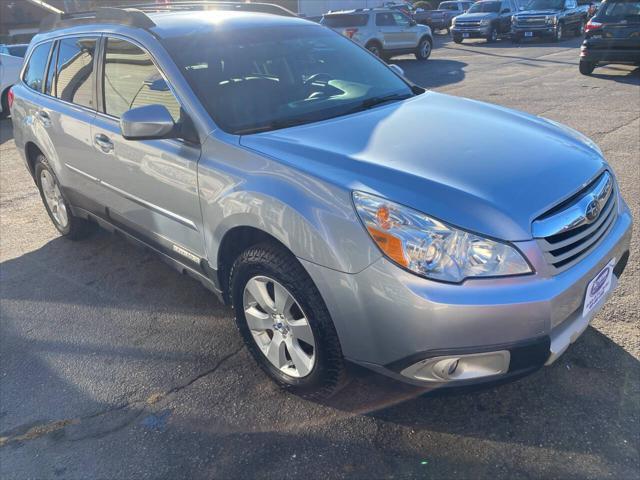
[
  {"x1": 216, "y1": 225, "x2": 294, "y2": 303},
  {"x1": 25, "y1": 141, "x2": 44, "y2": 180}
]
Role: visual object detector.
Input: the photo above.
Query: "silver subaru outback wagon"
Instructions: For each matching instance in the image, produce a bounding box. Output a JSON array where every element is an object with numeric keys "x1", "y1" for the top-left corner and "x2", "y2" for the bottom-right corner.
[{"x1": 11, "y1": 5, "x2": 632, "y2": 398}]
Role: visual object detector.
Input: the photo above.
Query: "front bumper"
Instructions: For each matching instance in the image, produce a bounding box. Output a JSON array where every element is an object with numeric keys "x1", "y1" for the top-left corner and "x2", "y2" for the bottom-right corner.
[
  {"x1": 581, "y1": 43, "x2": 640, "y2": 64},
  {"x1": 451, "y1": 26, "x2": 492, "y2": 38},
  {"x1": 512, "y1": 26, "x2": 557, "y2": 38},
  {"x1": 301, "y1": 202, "x2": 632, "y2": 388}
]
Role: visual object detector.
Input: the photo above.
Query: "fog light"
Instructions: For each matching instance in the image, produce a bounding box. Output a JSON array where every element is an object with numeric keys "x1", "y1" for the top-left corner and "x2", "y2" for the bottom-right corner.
[{"x1": 400, "y1": 350, "x2": 510, "y2": 383}]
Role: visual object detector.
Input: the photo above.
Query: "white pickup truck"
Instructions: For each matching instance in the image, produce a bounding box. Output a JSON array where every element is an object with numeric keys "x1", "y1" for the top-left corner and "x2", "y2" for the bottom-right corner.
[{"x1": 0, "y1": 44, "x2": 28, "y2": 118}]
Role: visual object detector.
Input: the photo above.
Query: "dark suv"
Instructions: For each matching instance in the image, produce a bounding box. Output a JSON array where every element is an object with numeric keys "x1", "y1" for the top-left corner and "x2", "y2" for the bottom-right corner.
[{"x1": 579, "y1": 0, "x2": 640, "y2": 74}]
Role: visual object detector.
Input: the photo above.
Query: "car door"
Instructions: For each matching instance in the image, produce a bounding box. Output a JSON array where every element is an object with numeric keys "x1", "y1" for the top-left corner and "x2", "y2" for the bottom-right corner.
[
  {"x1": 499, "y1": 1, "x2": 514, "y2": 32},
  {"x1": 564, "y1": 0, "x2": 580, "y2": 27},
  {"x1": 375, "y1": 12, "x2": 402, "y2": 49},
  {"x1": 29, "y1": 36, "x2": 102, "y2": 207},
  {"x1": 391, "y1": 12, "x2": 420, "y2": 48},
  {"x1": 90, "y1": 35, "x2": 205, "y2": 261}
]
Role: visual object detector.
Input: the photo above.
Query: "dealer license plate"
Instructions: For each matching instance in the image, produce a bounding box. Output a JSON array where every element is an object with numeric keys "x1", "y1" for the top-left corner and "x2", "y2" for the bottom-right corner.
[{"x1": 583, "y1": 258, "x2": 616, "y2": 317}]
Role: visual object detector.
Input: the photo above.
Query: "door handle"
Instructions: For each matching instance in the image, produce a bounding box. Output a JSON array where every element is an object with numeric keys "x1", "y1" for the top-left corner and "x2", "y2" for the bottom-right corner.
[
  {"x1": 94, "y1": 134, "x2": 114, "y2": 154},
  {"x1": 36, "y1": 110, "x2": 51, "y2": 127}
]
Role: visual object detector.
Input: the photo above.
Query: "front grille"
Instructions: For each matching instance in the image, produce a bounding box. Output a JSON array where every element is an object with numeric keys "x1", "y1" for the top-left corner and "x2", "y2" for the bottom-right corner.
[
  {"x1": 534, "y1": 172, "x2": 617, "y2": 273},
  {"x1": 516, "y1": 16, "x2": 547, "y2": 27},
  {"x1": 455, "y1": 21, "x2": 483, "y2": 28}
]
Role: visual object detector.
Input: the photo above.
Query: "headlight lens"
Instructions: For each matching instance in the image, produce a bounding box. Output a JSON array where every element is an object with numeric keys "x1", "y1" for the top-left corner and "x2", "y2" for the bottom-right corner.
[
  {"x1": 480, "y1": 19, "x2": 490, "y2": 25},
  {"x1": 353, "y1": 191, "x2": 532, "y2": 283}
]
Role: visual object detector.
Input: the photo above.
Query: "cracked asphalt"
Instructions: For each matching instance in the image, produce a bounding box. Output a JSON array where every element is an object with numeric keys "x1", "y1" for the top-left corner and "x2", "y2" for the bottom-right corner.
[{"x1": 1, "y1": 34, "x2": 639, "y2": 479}]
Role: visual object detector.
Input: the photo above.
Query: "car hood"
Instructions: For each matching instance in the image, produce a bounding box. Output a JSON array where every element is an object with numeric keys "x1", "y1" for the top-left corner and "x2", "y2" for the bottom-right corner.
[
  {"x1": 240, "y1": 92, "x2": 606, "y2": 241},
  {"x1": 456, "y1": 12, "x2": 497, "y2": 20},
  {"x1": 515, "y1": 9, "x2": 561, "y2": 15}
]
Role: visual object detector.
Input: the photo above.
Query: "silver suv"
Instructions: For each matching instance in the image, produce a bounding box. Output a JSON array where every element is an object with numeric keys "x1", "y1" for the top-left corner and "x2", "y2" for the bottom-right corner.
[
  {"x1": 11, "y1": 5, "x2": 632, "y2": 398},
  {"x1": 321, "y1": 8, "x2": 433, "y2": 60}
]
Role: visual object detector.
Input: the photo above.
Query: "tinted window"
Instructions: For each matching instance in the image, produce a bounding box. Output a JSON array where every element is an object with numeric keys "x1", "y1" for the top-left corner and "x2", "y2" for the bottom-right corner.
[
  {"x1": 8, "y1": 45, "x2": 28, "y2": 57},
  {"x1": 163, "y1": 25, "x2": 414, "y2": 134},
  {"x1": 54, "y1": 37, "x2": 96, "y2": 109},
  {"x1": 376, "y1": 12, "x2": 397, "y2": 26},
  {"x1": 439, "y1": 2, "x2": 460, "y2": 9},
  {"x1": 525, "y1": 0, "x2": 564, "y2": 9},
  {"x1": 23, "y1": 42, "x2": 52, "y2": 92},
  {"x1": 321, "y1": 14, "x2": 369, "y2": 27},
  {"x1": 598, "y1": 0, "x2": 640, "y2": 19},
  {"x1": 392, "y1": 12, "x2": 410, "y2": 26},
  {"x1": 468, "y1": 1, "x2": 502, "y2": 12},
  {"x1": 103, "y1": 37, "x2": 180, "y2": 121}
]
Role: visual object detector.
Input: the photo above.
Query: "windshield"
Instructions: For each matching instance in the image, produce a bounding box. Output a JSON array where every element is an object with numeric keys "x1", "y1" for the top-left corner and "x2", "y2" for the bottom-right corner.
[
  {"x1": 439, "y1": 2, "x2": 460, "y2": 9},
  {"x1": 524, "y1": 0, "x2": 565, "y2": 9},
  {"x1": 468, "y1": 2, "x2": 501, "y2": 12},
  {"x1": 163, "y1": 25, "x2": 414, "y2": 134},
  {"x1": 598, "y1": 0, "x2": 640, "y2": 20}
]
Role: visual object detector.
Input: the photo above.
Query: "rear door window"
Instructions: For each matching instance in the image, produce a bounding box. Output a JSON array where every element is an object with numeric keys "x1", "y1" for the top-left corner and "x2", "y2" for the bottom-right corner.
[
  {"x1": 22, "y1": 42, "x2": 53, "y2": 92},
  {"x1": 102, "y1": 37, "x2": 181, "y2": 121},
  {"x1": 321, "y1": 14, "x2": 369, "y2": 27},
  {"x1": 54, "y1": 37, "x2": 97, "y2": 109}
]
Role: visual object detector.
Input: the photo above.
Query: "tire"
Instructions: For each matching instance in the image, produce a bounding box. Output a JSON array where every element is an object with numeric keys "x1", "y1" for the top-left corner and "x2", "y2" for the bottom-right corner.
[
  {"x1": 553, "y1": 23, "x2": 564, "y2": 42},
  {"x1": 487, "y1": 26, "x2": 498, "y2": 43},
  {"x1": 0, "y1": 89, "x2": 9, "y2": 119},
  {"x1": 34, "y1": 155, "x2": 95, "y2": 240},
  {"x1": 453, "y1": 35, "x2": 463, "y2": 44},
  {"x1": 415, "y1": 37, "x2": 432, "y2": 60},
  {"x1": 511, "y1": 34, "x2": 521, "y2": 44},
  {"x1": 365, "y1": 42, "x2": 382, "y2": 58},
  {"x1": 579, "y1": 60, "x2": 596, "y2": 75},
  {"x1": 230, "y1": 243, "x2": 347, "y2": 399}
]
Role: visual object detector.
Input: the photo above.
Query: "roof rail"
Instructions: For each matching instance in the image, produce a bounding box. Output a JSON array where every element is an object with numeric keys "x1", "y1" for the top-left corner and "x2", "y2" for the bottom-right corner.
[
  {"x1": 39, "y1": 7, "x2": 156, "y2": 32},
  {"x1": 120, "y1": 1, "x2": 297, "y2": 17}
]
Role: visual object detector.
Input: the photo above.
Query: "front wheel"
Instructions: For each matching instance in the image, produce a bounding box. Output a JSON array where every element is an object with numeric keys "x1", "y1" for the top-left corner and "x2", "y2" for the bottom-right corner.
[
  {"x1": 230, "y1": 244, "x2": 347, "y2": 399},
  {"x1": 35, "y1": 155, "x2": 95, "y2": 240},
  {"x1": 579, "y1": 60, "x2": 596, "y2": 75},
  {"x1": 366, "y1": 42, "x2": 382, "y2": 58},
  {"x1": 453, "y1": 35, "x2": 463, "y2": 44},
  {"x1": 415, "y1": 37, "x2": 432, "y2": 60},
  {"x1": 486, "y1": 27, "x2": 498, "y2": 43},
  {"x1": 553, "y1": 23, "x2": 564, "y2": 42}
]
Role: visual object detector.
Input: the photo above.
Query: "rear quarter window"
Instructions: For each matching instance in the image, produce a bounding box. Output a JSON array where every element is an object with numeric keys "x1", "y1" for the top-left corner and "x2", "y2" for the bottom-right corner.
[
  {"x1": 322, "y1": 14, "x2": 369, "y2": 27},
  {"x1": 597, "y1": 0, "x2": 640, "y2": 20},
  {"x1": 22, "y1": 42, "x2": 52, "y2": 92}
]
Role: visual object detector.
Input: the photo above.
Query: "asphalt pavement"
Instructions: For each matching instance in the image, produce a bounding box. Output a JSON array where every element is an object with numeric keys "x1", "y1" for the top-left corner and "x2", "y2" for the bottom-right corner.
[{"x1": 1, "y1": 33, "x2": 639, "y2": 479}]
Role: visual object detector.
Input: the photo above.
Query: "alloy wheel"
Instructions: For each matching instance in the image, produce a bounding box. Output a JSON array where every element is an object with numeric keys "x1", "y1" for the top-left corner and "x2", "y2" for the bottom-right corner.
[
  {"x1": 40, "y1": 170, "x2": 69, "y2": 228},
  {"x1": 367, "y1": 45, "x2": 381, "y2": 57},
  {"x1": 243, "y1": 276, "x2": 316, "y2": 378},
  {"x1": 420, "y1": 39, "x2": 431, "y2": 58}
]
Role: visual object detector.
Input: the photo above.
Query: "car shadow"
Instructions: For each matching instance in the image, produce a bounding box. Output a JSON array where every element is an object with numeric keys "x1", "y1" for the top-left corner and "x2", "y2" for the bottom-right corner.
[
  {"x1": 589, "y1": 65, "x2": 640, "y2": 85},
  {"x1": 395, "y1": 58, "x2": 468, "y2": 89}
]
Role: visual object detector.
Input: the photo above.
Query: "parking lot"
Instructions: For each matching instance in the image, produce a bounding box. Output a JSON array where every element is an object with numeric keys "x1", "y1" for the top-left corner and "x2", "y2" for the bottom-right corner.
[{"x1": 1, "y1": 33, "x2": 639, "y2": 479}]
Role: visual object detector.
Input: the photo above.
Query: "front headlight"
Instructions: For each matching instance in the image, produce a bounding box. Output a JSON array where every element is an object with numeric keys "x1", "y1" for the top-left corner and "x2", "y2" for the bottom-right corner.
[
  {"x1": 479, "y1": 19, "x2": 490, "y2": 26},
  {"x1": 353, "y1": 191, "x2": 532, "y2": 283},
  {"x1": 546, "y1": 15, "x2": 558, "y2": 24},
  {"x1": 451, "y1": 17, "x2": 457, "y2": 26},
  {"x1": 511, "y1": 15, "x2": 517, "y2": 24}
]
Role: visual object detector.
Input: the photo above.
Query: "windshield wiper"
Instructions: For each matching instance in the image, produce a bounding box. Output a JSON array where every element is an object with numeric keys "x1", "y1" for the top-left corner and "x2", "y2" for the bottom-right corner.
[
  {"x1": 235, "y1": 117, "x2": 313, "y2": 135},
  {"x1": 359, "y1": 93, "x2": 414, "y2": 110}
]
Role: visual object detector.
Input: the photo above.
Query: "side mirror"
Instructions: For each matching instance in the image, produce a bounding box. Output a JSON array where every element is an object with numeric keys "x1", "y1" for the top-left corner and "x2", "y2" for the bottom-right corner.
[
  {"x1": 388, "y1": 64, "x2": 405, "y2": 76},
  {"x1": 501, "y1": 8, "x2": 510, "y2": 13},
  {"x1": 120, "y1": 104, "x2": 176, "y2": 141}
]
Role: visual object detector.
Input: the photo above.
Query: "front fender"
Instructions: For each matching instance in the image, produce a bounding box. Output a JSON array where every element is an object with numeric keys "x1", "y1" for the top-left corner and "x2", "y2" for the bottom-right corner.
[{"x1": 198, "y1": 133, "x2": 381, "y2": 274}]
